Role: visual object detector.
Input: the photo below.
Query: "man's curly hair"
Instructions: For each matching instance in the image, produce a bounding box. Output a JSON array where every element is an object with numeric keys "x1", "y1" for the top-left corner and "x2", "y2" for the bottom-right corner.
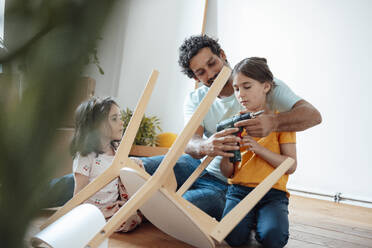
[{"x1": 178, "y1": 35, "x2": 222, "y2": 78}]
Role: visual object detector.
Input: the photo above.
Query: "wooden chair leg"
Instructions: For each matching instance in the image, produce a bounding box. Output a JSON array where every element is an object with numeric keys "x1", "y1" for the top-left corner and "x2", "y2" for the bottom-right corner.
[{"x1": 177, "y1": 156, "x2": 214, "y2": 196}]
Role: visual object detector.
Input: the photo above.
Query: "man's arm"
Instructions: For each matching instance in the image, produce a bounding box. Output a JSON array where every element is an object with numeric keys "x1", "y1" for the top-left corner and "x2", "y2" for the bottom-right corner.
[
  {"x1": 274, "y1": 99, "x2": 322, "y2": 132},
  {"x1": 235, "y1": 99, "x2": 322, "y2": 137},
  {"x1": 185, "y1": 125, "x2": 241, "y2": 159}
]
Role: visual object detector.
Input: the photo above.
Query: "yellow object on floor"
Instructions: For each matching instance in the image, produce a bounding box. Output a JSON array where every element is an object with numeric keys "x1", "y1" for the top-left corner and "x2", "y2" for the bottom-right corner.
[{"x1": 156, "y1": 132, "x2": 177, "y2": 148}]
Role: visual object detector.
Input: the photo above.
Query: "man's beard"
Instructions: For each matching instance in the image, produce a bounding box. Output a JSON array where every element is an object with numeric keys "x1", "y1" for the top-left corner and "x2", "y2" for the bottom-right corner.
[
  {"x1": 207, "y1": 73, "x2": 218, "y2": 85},
  {"x1": 208, "y1": 73, "x2": 231, "y2": 88},
  {"x1": 207, "y1": 61, "x2": 230, "y2": 86}
]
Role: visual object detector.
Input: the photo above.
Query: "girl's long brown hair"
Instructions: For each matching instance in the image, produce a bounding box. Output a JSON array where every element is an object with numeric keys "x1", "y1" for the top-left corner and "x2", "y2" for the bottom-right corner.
[{"x1": 70, "y1": 96, "x2": 119, "y2": 158}]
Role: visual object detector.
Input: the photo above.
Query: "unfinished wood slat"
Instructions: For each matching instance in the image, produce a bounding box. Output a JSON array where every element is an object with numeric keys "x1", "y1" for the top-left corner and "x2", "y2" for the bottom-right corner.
[
  {"x1": 177, "y1": 156, "x2": 214, "y2": 196},
  {"x1": 129, "y1": 145, "x2": 169, "y2": 157},
  {"x1": 201, "y1": 0, "x2": 208, "y2": 35},
  {"x1": 195, "y1": 0, "x2": 210, "y2": 90},
  {"x1": 113, "y1": 70, "x2": 159, "y2": 164}
]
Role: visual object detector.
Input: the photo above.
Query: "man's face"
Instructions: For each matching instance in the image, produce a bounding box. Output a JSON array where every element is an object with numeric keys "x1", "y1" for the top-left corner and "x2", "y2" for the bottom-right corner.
[{"x1": 189, "y1": 47, "x2": 227, "y2": 87}]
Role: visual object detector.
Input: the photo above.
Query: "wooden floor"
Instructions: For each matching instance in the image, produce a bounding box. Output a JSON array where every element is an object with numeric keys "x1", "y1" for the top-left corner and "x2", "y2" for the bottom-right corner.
[{"x1": 27, "y1": 195, "x2": 372, "y2": 248}]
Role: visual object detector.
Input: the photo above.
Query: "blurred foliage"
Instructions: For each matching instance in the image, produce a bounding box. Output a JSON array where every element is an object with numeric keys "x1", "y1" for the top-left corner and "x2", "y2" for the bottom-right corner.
[
  {"x1": 121, "y1": 108, "x2": 162, "y2": 147},
  {"x1": 0, "y1": 0, "x2": 115, "y2": 247},
  {"x1": 87, "y1": 37, "x2": 105, "y2": 75}
]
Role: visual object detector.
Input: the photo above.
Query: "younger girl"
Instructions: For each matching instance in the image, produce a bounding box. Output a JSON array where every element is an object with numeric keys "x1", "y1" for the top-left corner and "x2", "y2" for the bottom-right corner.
[
  {"x1": 70, "y1": 96, "x2": 143, "y2": 232},
  {"x1": 220, "y1": 57, "x2": 297, "y2": 247}
]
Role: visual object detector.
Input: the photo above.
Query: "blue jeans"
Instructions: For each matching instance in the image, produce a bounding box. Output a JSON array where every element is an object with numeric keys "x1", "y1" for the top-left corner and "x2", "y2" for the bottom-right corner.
[
  {"x1": 223, "y1": 185, "x2": 289, "y2": 247},
  {"x1": 140, "y1": 154, "x2": 201, "y2": 189},
  {"x1": 44, "y1": 173, "x2": 75, "y2": 208},
  {"x1": 142, "y1": 154, "x2": 228, "y2": 220}
]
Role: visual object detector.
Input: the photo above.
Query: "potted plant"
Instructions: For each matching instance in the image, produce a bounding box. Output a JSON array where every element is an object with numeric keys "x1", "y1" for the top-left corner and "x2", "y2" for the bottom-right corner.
[{"x1": 121, "y1": 108, "x2": 162, "y2": 147}]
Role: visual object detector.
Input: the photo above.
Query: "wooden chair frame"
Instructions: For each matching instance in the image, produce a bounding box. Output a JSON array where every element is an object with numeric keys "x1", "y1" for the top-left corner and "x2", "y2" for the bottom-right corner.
[{"x1": 41, "y1": 66, "x2": 294, "y2": 248}]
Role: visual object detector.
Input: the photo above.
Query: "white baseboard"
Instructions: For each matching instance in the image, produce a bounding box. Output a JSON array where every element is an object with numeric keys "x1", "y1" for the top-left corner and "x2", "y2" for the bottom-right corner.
[{"x1": 288, "y1": 188, "x2": 372, "y2": 209}]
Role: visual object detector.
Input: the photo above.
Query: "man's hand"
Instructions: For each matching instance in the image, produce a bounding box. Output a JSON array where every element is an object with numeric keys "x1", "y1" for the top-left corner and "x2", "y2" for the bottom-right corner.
[
  {"x1": 185, "y1": 125, "x2": 241, "y2": 159},
  {"x1": 200, "y1": 127, "x2": 241, "y2": 157},
  {"x1": 235, "y1": 113, "x2": 277, "y2": 137},
  {"x1": 234, "y1": 99, "x2": 322, "y2": 137}
]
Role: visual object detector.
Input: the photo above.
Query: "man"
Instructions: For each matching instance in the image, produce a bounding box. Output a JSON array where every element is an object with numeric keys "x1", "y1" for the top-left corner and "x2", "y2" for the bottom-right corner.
[{"x1": 177, "y1": 34, "x2": 321, "y2": 221}]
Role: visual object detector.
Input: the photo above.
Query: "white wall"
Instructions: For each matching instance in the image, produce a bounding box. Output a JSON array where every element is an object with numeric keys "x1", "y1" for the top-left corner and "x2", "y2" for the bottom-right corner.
[
  {"x1": 84, "y1": 0, "x2": 128, "y2": 97},
  {"x1": 115, "y1": 0, "x2": 205, "y2": 133},
  {"x1": 213, "y1": 0, "x2": 372, "y2": 203},
  {"x1": 89, "y1": 0, "x2": 372, "y2": 205},
  {"x1": 87, "y1": 0, "x2": 205, "y2": 133}
]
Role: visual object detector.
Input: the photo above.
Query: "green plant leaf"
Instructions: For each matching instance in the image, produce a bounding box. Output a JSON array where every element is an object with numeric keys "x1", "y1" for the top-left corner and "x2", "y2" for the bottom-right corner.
[{"x1": 121, "y1": 109, "x2": 162, "y2": 146}]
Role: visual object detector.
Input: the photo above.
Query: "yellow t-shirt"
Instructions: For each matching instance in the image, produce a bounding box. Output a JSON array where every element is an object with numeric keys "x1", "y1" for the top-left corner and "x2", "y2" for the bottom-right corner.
[{"x1": 228, "y1": 131, "x2": 296, "y2": 196}]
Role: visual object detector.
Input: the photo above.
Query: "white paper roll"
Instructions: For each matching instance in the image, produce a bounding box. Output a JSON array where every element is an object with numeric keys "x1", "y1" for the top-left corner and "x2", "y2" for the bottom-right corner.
[{"x1": 31, "y1": 204, "x2": 108, "y2": 248}]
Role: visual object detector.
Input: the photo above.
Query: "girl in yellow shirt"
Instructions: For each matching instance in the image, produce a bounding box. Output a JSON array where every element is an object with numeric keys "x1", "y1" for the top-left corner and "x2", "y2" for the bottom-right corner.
[{"x1": 220, "y1": 57, "x2": 297, "y2": 247}]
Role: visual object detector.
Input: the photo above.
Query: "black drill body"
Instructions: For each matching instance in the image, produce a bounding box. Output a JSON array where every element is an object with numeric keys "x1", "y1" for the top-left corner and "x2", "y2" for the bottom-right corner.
[{"x1": 216, "y1": 112, "x2": 255, "y2": 163}]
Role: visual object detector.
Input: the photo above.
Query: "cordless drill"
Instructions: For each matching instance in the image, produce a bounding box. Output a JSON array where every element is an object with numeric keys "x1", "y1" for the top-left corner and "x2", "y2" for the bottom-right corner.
[{"x1": 216, "y1": 110, "x2": 264, "y2": 163}]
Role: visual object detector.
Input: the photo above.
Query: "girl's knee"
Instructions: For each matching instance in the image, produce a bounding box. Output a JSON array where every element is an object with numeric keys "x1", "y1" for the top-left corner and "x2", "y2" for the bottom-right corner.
[
  {"x1": 226, "y1": 238, "x2": 245, "y2": 247},
  {"x1": 258, "y1": 227, "x2": 289, "y2": 248},
  {"x1": 224, "y1": 223, "x2": 253, "y2": 247},
  {"x1": 225, "y1": 233, "x2": 249, "y2": 247}
]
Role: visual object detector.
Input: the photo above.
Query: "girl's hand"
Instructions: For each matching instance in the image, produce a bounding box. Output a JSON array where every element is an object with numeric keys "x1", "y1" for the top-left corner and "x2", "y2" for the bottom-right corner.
[
  {"x1": 241, "y1": 135, "x2": 262, "y2": 153},
  {"x1": 130, "y1": 157, "x2": 144, "y2": 169}
]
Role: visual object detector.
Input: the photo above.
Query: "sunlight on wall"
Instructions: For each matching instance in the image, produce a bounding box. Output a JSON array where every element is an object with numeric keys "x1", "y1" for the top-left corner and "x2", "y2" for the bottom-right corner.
[
  {"x1": 116, "y1": 0, "x2": 206, "y2": 133},
  {"x1": 214, "y1": 0, "x2": 372, "y2": 202}
]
